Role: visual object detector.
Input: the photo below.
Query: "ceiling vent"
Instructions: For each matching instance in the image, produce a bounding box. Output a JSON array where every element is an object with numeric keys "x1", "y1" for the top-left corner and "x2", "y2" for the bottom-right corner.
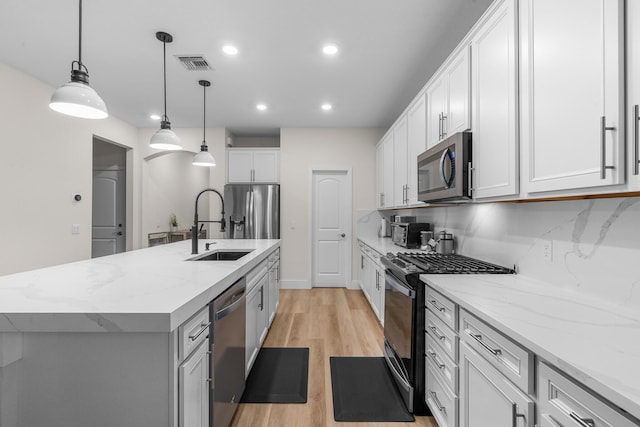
[{"x1": 175, "y1": 55, "x2": 213, "y2": 71}]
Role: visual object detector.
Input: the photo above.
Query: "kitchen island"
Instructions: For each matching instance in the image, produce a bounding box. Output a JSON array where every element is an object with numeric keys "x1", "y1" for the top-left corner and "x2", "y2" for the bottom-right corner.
[{"x1": 0, "y1": 239, "x2": 280, "y2": 427}]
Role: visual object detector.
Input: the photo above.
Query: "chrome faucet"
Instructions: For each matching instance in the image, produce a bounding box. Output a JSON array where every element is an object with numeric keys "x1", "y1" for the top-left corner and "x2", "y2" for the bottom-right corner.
[{"x1": 191, "y1": 188, "x2": 226, "y2": 254}]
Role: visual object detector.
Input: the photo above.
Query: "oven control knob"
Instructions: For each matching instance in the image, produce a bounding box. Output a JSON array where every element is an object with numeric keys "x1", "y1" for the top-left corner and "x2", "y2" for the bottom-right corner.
[{"x1": 405, "y1": 263, "x2": 418, "y2": 272}]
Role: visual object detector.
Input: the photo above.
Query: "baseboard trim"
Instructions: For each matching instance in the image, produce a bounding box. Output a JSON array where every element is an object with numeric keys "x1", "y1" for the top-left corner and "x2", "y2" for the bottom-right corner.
[
  {"x1": 280, "y1": 280, "x2": 311, "y2": 290},
  {"x1": 348, "y1": 280, "x2": 361, "y2": 290}
]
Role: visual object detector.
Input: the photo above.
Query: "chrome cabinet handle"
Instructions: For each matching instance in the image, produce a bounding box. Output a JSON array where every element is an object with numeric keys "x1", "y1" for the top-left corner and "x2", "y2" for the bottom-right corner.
[
  {"x1": 600, "y1": 116, "x2": 615, "y2": 179},
  {"x1": 430, "y1": 391, "x2": 445, "y2": 412},
  {"x1": 466, "y1": 330, "x2": 502, "y2": 356},
  {"x1": 468, "y1": 162, "x2": 473, "y2": 197},
  {"x1": 381, "y1": 193, "x2": 385, "y2": 207},
  {"x1": 259, "y1": 286, "x2": 264, "y2": 310},
  {"x1": 635, "y1": 105, "x2": 640, "y2": 176},
  {"x1": 441, "y1": 113, "x2": 447, "y2": 138},
  {"x1": 512, "y1": 403, "x2": 526, "y2": 427},
  {"x1": 438, "y1": 113, "x2": 442, "y2": 140},
  {"x1": 427, "y1": 350, "x2": 445, "y2": 369},
  {"x1": 429, "y1": 325, "x2": 445, "y2": 341},
  {"x1": 429, "y1": 299, "x2": 445, "y2": 312},
  {"x1": 188, "y1": 322, "x2": 211, "y2": 341},
  {"x1": 569, "y1": 412, "x2": 595, "y2": 427}
]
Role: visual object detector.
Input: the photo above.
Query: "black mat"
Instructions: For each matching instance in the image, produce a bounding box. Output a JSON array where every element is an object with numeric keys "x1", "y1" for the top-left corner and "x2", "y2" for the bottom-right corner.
[
  {"x1": 240, "y1": 347, "x2": 309, "y2": 403},
  {"x1": 330, "y1": 357, "x2": 414, "y2": 422}
]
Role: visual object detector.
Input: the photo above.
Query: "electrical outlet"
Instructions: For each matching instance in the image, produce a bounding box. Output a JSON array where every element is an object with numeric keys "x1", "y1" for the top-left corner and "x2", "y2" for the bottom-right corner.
[
  {"x1": 542, "y1": 240, "x2": 553, "y2": 262},
  {"x1": 72, "y1": 224, "x2": 80, "y2": 235}
]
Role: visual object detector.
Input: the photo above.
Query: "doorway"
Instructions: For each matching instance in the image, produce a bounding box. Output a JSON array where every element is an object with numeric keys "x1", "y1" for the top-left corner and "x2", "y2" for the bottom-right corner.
[
  {"x1": 310, "y1": 169, "x2": 352, "y2": 287},
  {"x1": 92, "y1": 137, "x2": 127, "y2": 258}
]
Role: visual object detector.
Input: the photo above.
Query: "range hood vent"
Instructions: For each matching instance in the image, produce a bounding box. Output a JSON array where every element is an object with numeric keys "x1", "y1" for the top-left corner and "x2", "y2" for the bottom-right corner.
[{"x1": 175, "y1": 55, "x2": 212, "y2": 71}]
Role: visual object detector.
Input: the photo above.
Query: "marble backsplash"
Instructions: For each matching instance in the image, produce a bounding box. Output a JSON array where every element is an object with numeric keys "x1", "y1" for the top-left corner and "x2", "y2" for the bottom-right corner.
[{"x1": 359, "y1": 196, "x2": 640, "y2": 309}]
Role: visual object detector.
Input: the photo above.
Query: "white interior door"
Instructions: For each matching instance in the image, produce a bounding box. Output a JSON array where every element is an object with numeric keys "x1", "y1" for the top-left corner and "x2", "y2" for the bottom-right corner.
[
  {"x1": 92, "y1": 170, "x2": 126, "y2": 258},
  {"x1": 312, "y1": 170, "x2": 351, "y2": 287}
]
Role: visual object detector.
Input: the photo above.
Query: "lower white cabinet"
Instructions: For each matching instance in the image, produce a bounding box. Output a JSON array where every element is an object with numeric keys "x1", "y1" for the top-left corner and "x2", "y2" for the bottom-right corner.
[
  {"x1": 245, "y1": 270, "x2": 268, "y2": 377},
  {"x1": 538, "y1": 362, "x2": 638, "y2": 427},
  {"x1": 426, "y1": 358, "x2": 459, "y2": 427},
  {"x1": 459, "y1": 341, "x2": 534, "y2": 427},
  {"x1": 178, "y1": 340, "x2": 210, "y2": 427},
  {"x1": 358, "y1": 242, "x2": 384, "y2": 325}
]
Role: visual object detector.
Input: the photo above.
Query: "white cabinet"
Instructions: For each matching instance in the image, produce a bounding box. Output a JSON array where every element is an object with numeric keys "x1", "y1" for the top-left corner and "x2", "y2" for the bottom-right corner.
[
  {"x1": 426, "y1": 47, "x2": 471, "y2": 149},
  {"x1": 538, "y1": 362, "x2": 638, "y2": 427},
  {"x1": 459, "y1": 341, "x2": 535, "y2": 427},
  {"x1": 393, "y1": 115, "x2": 409, "y2": 207},
  {"x1": 627, "y1": 0, "x2": 640, "y2": 190},
  {"x1": 227, "y1": 148, "x2": 279, "y2": 183},
  {"x1": 470, "y1": 0, "x2": 519, "y2": 199},
  {"x1": 245, "y1": 262, "x2": 269, "y2": 377},
  {"x1": 375, "y1": 133, "x2": 394, "y2": 209},
  {"x1": 267, "y1": 250, "x2": 280, "y2": 325},
  {"x1": 520, "y1": 0, "x2": 624, "y2": 194},
  {"x1": 406, "y1": 93, "x2": 427, "y2": 205},
  {"x1": 178, "y1": 340, "x2": 210, "y2": 427},
  {"x1": 358, "y1": 242, "x2": 384, "y2": 325}
]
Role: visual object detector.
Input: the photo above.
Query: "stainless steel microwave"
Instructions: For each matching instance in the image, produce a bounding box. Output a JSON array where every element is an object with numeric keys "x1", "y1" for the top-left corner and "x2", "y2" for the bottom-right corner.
[{"x1": 417, "y1": 132, "x2": 472, "y2": 203}]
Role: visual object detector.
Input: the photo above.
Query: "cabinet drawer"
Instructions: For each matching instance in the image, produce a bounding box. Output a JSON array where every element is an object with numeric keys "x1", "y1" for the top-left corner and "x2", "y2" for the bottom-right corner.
[
  {"x1": 426, "y1": 358, "x2": 458, "y2": 427},
  {"x1": 246, "y1": 261, "x2": 268, "y2": 293},
  {"x1": 426, "y1": 309, "x2": 458, "y2": 362},
  {"x1": 179, "y1": 306, "x2": 210, "y2": 361},
  {"x1": 426, "y1": 334, "x2": 458, "y2": 394},
  {"x1": 460, "y1": 308, "x2": 533, "y2": 394},
  {"x1": 538, "y1": 361, "x2": 640, "y2": 427},
  {"x1": 426, "y1": 286, "x2": 457, "y2": 331}
]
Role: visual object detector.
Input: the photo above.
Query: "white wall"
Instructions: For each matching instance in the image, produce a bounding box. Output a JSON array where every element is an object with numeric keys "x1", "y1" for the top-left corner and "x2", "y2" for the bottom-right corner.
[
  {"x1": 279, "y1": 128, "x2": 385, "y2": 288},
  {"x1": 0, "y1": 63, "x2": 140, "y2": 276},
  {"x1": 396, "y1": 196, "x2": 640, "y2": 309}
]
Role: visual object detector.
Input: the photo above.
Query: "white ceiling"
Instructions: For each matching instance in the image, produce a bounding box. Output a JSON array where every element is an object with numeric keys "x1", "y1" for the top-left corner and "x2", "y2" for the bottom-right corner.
[{"x1": 0, "y1": 0, "x2": 493, "y2": 136}]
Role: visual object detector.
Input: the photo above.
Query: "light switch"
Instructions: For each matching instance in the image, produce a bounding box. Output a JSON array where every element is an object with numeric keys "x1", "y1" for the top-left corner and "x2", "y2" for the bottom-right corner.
[{"x1": 72, "y1": 224, "x2": 80, "y2": 235}]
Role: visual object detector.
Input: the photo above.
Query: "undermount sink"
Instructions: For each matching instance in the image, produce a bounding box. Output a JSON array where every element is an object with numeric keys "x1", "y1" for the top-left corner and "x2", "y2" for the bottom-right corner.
[{"x1": 189, "y1": 250, "x2": 253, "y2": 261}]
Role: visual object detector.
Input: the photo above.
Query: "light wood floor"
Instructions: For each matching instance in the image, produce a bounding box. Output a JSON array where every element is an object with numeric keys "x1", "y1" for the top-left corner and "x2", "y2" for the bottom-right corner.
[{"x1": 231, "y1": 288, "x2": 437, "y2": 427}]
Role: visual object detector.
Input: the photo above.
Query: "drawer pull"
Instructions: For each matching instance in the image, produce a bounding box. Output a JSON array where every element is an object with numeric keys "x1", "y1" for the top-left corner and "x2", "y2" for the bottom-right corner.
[
  {"x1": 430, "y1": 391, "x2": 445, "y2": 413},
  {"x1": 569, "y1": 412, "x2": 595, "y2": 427},
  {"x1": 467, "y1": 330, "x2": 502, "y2": 356},
  {"x1": 511, "y1": 403, "x2": 526, "y2": 427},
  {"x1": 189, "y1": 322, "x2": 211, "y2": 341},
  {"x1": 428, "y1": 350, "x2": 445, "y2": 369},
  {"x1": 429, "y1": 299, "x2": 446, "y2": 312},
  {"x1": 429, "y1": 325, "x2": 446, "y2": 341}
]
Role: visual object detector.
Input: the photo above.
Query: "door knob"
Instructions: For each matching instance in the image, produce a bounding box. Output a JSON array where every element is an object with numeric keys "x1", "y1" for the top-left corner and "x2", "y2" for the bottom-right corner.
[
  {"x1": 339, "y1": 233, "x2": 346, "y2": 238},
  {"x1": 116, "y1": 231, "x2": 123, "y2": 236}
]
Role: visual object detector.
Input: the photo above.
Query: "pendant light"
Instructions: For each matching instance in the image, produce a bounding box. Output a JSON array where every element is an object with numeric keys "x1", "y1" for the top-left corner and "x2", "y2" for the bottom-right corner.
[
  {"x1": 192, "y1": 80, "x2": 216, "y2": 167},
  {"x1": 150, "y1": 31, "x2": 182, "y2": 150},
  {"x1": 49, "y1": 0, "x2": 108, "y2": 119}
]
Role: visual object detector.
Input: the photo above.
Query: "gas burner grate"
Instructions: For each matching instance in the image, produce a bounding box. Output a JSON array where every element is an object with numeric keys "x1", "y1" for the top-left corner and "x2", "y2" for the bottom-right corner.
[{"x1": 397, "y1": 253, "x2": 515, "y2": 274}]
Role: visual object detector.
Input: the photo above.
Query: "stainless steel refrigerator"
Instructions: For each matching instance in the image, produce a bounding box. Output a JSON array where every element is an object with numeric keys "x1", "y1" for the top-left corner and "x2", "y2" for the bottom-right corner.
[{"x1": 224, "y1": 184, "x2": 280, "y2": 239}]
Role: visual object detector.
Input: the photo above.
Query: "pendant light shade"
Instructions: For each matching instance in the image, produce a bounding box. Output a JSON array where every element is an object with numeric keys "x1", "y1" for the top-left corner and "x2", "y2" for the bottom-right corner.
[
  {"x1": 192, "y1": 80, "x2": 216, "y2": 167},
  {"x1": 49, "y1": 0, "x2": 108, "y2": 119},
  {"x1": 150, "y1": 31, "x2": 181, "y2": 150}
]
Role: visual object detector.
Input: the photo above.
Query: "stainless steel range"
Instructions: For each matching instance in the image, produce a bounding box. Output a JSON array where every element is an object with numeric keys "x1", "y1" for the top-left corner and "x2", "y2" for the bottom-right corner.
[{"x1": 380, "y1": 252, "x2": 514, "y2": 415}]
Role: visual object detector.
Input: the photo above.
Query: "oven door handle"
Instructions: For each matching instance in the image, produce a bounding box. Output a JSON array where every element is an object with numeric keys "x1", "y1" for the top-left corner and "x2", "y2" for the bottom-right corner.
[
  {"x1": 383, "y1": 343, "x2": 412, "y2": 393},
  {"x1": 385, "y1": 272, "x2": 416, "y2": 298}
]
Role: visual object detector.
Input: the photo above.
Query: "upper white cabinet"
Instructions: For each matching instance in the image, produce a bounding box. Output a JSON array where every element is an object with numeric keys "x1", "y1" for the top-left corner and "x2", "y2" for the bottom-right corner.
[
  {"x1": 393, "y1": 115, "x2": 409, "y2": 207},
  {"x1": 426, "y1": 47, "x2": 471, "y2": 149},
  {"x1": 470, "y1": 0, "x2": 519, "y2": 200},
  {"x1": 376, "y1": 132, "x2": 394, "y2": 209},
  {"x1": 406, "y1": 94, "x2": 427, "y2": 206},
  {"x1": 627, "y1": 0, "x2": 640, "y2": 190},
  {"x1": 227, "y1": 148, "x2": 279, "y2": 183},
  {"x1": 520, "y1": 0, "x2": 624, "y2": 194}
]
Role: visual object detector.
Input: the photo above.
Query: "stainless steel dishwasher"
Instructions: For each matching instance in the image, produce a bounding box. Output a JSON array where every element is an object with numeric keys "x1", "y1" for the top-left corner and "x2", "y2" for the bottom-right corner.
[{"x1": 210, "y1": 277, "x2": 246, "y2": 427}]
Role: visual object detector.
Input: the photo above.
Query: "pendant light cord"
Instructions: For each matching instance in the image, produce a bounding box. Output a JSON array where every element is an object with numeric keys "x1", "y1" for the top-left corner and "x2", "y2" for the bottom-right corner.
[
  {"x1": 163, "y1": 39, "x2": 168, "y2": 120},
  {"x1": 78, "y1": 0, "x2": 82, "y2": 66},
  {"x1": 203, "y1": 84, "x2": 206, "y2": 143}
]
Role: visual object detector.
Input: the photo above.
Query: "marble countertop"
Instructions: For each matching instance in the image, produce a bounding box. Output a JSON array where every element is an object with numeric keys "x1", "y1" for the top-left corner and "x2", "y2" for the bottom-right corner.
[
  {"x1": 420, "y1": 273, "x2": 640, "y2": 422},
  {"x1": 0, "y1": 239, "x2": 280, "y2": 333}
]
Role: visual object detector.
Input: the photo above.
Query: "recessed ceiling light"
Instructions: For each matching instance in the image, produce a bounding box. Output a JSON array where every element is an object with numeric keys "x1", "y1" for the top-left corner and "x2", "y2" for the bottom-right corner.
[
  {"x1": 323, "y1": 44, "x2": 339, "y2": 55},
  {"x1": 222, "y1": 45, "x2": 238, "y2": 55},
  {"x1": 321, "y1": 103, "x2": 333, "y2": 111},
  {"x1": 256, "y1": 103, "x2": 267, "y2": 111},
  {"x1": 150, "y1": 114, "x2": 161, "y2": 120}
]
